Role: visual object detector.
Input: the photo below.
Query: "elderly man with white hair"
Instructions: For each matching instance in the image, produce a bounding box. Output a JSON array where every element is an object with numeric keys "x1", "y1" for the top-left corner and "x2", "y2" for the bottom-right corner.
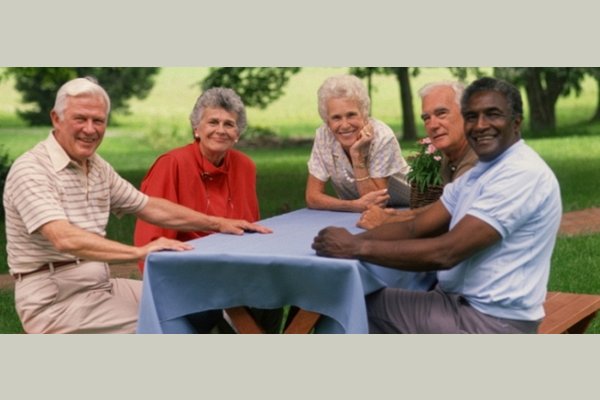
[{"x1": 3, "y1": 77, "x2": 271, "y2": 333}]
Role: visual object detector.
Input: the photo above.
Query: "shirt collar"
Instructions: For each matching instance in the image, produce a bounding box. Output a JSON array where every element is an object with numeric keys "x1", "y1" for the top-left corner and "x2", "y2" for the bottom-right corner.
[
  {"x1": 43, "y1": 131, "x2": 96, "y2": 172},
  {"x1": 467, "y1": 139, "x2": 524, "y2": 182}
]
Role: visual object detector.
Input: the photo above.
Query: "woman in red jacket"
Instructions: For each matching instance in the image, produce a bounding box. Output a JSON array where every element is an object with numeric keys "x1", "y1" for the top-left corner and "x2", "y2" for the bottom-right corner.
[
  {"x1": 135, "y1": 87, "x2": 259, "y2": 268},
  {"x1": 134, "y1": 87, "x2": 278, "y2": 332}
]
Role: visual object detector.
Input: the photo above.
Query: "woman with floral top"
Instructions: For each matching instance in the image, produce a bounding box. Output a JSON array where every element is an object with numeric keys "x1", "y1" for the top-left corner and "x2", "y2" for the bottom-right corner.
[{"x1": 305, "y1": 74, "x2": 411, "y2": 212}]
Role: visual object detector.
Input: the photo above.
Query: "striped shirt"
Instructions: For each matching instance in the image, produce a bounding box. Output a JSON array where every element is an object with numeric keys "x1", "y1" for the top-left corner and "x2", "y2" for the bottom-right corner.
[
  {"x1": 307, "y1": 118, "x2": 411, "y2": 206},
  {"x1": 3, "y1": 133, "x2": 148, "y2": 275}
]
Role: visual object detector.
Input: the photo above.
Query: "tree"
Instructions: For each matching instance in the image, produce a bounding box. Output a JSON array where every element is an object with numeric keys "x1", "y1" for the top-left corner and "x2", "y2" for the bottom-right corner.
[
  {"x1": 582, "y1": 68, "x2": 600, "y2": 122},
  {"x1": 351, "y1": 67, "x2": 420, "y2": 141},
  {"x1": 493, "y1": 67, "x2": 585, "y2": 133},
  {"x1": 201, "y1": 67, "x2": 301, "y2": 109},
  {"x1": 4, "y1": 67, "x2": 160, "y2": 125},
  {"x1": 391, "y1": 67, "x2": 418, "y2": 141}
]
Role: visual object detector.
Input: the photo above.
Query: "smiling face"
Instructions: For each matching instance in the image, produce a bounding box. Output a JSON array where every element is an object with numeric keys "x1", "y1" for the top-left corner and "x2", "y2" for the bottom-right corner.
[
  {"x1": 194, "y1": 107, "x2": 240, "y2": 165},
  {"x1": 420, "y1": 86, "x2": 465, "y2": 156},
  {"x1": 325, "y1": 97, "x2": 368, "y2": 151},
  {"x1": 462, "y1": 91, "x2": 522, "y2": 162},
  {"x1": 51, "y1": 95, "x2": 108, "y2": 167}
]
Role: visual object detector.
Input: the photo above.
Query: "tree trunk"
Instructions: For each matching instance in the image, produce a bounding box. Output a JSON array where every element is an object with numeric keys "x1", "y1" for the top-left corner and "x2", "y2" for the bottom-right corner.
[
  {"x1": 522, "y1": 68, "x2": 574, "y2": 134},
  {"x1": 522, "y1": 69, "x2": 556, "y2": 133},
  {"x1": 394, "y1": 68, "x2": 417, "y2": 141}
]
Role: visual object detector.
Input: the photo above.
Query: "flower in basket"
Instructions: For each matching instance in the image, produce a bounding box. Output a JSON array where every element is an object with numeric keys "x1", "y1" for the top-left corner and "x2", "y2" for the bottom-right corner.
[{"x1": 406, "y1": 137, "x2": 443, "y2": 193}]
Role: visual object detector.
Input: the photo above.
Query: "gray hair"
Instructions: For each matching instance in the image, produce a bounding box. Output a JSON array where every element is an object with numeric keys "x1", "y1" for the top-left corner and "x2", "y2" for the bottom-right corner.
[
  {"x1": 418, "y1": 81, "x2": 466, "y2": 107},
  {"x1": 189, "y1": 87, "x2": 247, "y2": 135},
  {"x1": 317, "y1": 74, "x2": 370, "y2": 122},
  {"x1": 53, "y1": 77, "x2": 111, "y2": 119}
]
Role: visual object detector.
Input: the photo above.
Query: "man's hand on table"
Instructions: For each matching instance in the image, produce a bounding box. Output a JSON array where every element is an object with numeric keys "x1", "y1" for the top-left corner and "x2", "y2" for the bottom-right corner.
[{"x1": 312, "y1": 226, "x2": 359, "y2": 259}]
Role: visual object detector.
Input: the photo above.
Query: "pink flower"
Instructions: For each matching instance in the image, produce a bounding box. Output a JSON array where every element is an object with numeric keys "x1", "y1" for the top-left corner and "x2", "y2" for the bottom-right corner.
[{"x1": 408, "y1": 138, "x2": 443, "y2": 191}]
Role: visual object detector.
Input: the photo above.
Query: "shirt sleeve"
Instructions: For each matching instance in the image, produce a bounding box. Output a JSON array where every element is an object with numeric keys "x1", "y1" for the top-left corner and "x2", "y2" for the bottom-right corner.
[
  {"x1": 307, "y1": 125, "x2": 331, "y2": 182},
  {"x1": 107, "y1": 162, "x2": 148, "y2": 217},
  {"x1": 467, "y1": 163, "x2": 548, "y2": 238},
  {"x1": 134, "y1": 154, "x2": 181, "y2": 248},
  {"x1": 368, "y1": 121, "x2": 408, "y2": 178},
  {"x1": 6, "y1": 159, "x2": 67, "y2": 234}
]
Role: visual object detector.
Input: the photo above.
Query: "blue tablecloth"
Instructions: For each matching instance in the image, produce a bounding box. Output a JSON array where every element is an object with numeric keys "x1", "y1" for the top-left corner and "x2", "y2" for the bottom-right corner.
[{"x1": 137, "y1": 209, "x2": 431, "y2": 333}]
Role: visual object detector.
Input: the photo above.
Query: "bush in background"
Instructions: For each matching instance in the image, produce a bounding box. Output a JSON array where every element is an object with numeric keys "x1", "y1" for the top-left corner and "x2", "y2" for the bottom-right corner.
[{"x1": 0, "y1": 145, "x2": 12, "y2": 219}]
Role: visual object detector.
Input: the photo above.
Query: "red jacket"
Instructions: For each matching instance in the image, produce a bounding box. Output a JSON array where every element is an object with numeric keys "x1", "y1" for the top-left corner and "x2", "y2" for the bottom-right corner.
[{"x1": 134, "y1": 143, "x2": 260, "y2": 272}]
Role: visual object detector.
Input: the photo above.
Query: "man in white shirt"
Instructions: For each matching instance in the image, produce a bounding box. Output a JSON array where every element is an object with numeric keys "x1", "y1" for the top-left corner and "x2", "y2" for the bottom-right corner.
[{"x1": 312, "y1": 77, "x2": 562, "y2": 333}]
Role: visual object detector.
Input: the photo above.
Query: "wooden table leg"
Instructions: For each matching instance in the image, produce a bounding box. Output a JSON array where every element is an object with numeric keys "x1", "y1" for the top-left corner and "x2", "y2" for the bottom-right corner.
[
  {"x1": 225, "y1": 307, "x2": 264, "y2": 334},
  {"x1": 284, "y1": 310, "x2": 321, "y2": 334},
  {"x1": 225, "y1": 307, "x2": 321, "y2": 334}
]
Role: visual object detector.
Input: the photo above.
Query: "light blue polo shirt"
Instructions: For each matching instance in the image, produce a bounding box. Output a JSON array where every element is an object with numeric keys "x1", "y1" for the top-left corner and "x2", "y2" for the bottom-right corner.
[{"x1": 439, "y1": 140, "x2": 562, "y2": 321}]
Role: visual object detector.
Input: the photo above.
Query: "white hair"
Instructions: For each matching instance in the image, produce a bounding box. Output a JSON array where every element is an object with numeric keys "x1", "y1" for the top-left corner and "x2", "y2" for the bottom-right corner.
[
  {"x1": 418, "y1": 81, "x2": 465, "y2": 107},
  {"x1": 52, "y1": 77, "x2": 111, "y2": 118},
  {"x1": 317, "y1": 74, "x2": 370, "y2": 122}
]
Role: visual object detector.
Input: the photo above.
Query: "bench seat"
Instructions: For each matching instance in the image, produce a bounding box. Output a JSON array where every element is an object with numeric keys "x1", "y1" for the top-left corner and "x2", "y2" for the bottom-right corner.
[{"x1": 538, "y1": 291, "x2": 600, "y2": 334}]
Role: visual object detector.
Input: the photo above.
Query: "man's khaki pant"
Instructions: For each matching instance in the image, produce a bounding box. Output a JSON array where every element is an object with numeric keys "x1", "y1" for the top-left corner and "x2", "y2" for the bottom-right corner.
[{"x1": 15, "y1": 261, "x2": 142, "y2": 334}]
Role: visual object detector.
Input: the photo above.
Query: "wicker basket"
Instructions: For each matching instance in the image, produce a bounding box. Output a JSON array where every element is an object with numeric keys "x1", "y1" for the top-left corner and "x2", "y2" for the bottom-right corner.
[{"x1": 409, "y1": 182, "x2": 444, "y2": 209}]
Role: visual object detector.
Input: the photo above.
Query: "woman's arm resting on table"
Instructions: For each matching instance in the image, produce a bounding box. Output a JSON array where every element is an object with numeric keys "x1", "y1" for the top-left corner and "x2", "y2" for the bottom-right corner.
[
  {"x1": 357, "y1": 205, "x2": 416, "y2": 229},
  {"x1": 137, "y1": 197, "x2": 272, "y2": 235},
  {"x1": 305, "y1": 174, "x2": 389, "y2": 212}
]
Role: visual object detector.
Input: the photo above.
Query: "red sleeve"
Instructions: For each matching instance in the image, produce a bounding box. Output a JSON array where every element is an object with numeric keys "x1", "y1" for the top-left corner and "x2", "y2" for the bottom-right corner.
[{"x1": 134, "y1": 154, "x2": 181, "y2": 271}]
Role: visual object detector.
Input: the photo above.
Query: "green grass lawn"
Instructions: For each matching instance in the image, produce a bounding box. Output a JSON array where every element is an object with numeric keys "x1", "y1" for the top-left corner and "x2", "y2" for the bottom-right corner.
[{"x1": 1, "y1": 67, "x2": 599, "y2": 333}]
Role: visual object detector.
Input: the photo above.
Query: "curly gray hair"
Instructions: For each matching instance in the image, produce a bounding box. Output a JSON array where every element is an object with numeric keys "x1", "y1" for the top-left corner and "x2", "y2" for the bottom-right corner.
[
  {"x1": 317, "y1": 75, "x2": 370, "y2": 122},
  {"x1": 189, "y1": 87, "x2": 247, "y2": 136}
]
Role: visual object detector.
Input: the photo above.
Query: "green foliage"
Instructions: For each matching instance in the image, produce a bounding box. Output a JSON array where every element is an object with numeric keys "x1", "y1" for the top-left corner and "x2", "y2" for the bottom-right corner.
[
  {"x1": 0, "y1": 290, "x2": 23, "y2": 333},
  {"x1": 4, "y1": 67, "x2": 160, "y2": 125},
  {"x1": 0, "y1": 145, "x2": 13, "y2": 219},
  {"x1": 406, "y1": 138, "x2": 443, "y2": 192},
  {"x1": 494, "y1": 68, "x2": 587, "y2": 133},
  {"x1": 350, "y1": 67, "x2": 421, "y2": 137},
  {"x1": 448, "y1": 67, "x2": 487, "y2": 81},
  {"x1": 201, "y1": 67, "x2": 301, "y2": 109}
]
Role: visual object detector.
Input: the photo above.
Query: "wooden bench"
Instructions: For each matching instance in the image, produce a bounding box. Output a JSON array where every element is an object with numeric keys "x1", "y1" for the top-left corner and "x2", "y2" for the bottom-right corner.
[
  {"x1": 538, "y1": 291, "x2": 600, "y2": 334},
  {"x1": 226, "y1": 291, "x2": 600, "y2": 334}
]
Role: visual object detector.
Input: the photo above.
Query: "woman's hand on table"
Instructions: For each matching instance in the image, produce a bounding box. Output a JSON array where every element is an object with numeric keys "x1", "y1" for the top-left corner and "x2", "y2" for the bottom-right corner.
[
  {"x1": 358, "y1": 206, "x2": 417, "y2": 229},
  {"x1": 353, "y1": 188, "x2": 390, "y2": 212},
  {"x1": 357, "y1": 205, "x2": 397, "y2": 229},
  {"x1": 217, "y1": 218, "x2": 273, "y2": 235}
]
